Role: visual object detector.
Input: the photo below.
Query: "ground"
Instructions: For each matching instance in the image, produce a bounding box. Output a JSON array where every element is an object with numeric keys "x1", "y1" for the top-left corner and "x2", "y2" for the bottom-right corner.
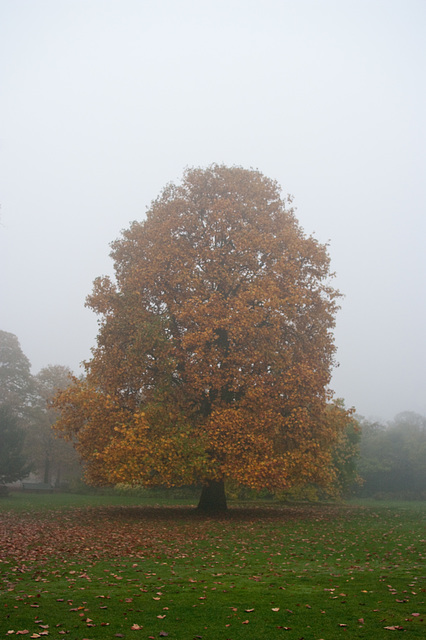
[{"x1": 1, "y1": 494, "x2": 425, "y2": 639}]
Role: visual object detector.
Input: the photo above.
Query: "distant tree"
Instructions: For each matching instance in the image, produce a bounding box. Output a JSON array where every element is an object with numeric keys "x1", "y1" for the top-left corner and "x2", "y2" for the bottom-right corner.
[
  {"x1": 0, "y1": 330, "x2": 33, "y2": 491},
  {"x1": 0, "y1": 404, "x2": 31, "y2": 487},
  {"x1": 0, "y1": 330, "x2": 34, "y2": 418},
  {"x1": 0, "y1": 332, "x2": 81, "y2": 487},
  {"x1": 53, "y1": 164, "x2": 351, "y2": 511},
  {"x1": 27, "y1": 365, "x2": 81, "y2": 486},
  {"x1": 356, "y1": 412, "x2": 426, "y2": 498}
]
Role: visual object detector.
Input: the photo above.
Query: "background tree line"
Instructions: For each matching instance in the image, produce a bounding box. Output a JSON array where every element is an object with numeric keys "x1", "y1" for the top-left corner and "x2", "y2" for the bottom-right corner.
[
  {"x1": 0, "y1": 330, "x2": 81, "y2": 490},
  {"x1": 354, "y1": 411, "x2": 426, "y2": 499}
]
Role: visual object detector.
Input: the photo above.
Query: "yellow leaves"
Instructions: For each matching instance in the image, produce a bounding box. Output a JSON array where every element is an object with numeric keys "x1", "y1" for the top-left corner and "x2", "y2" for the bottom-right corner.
[{"x1": 51, "y1": 165, "x2": 345, "y2": 494}]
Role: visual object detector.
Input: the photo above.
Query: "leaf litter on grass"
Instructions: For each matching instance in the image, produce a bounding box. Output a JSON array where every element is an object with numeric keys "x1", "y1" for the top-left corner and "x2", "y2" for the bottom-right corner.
[{"x1": 1, "y1": 502, "x2": 425, "y2": 638}]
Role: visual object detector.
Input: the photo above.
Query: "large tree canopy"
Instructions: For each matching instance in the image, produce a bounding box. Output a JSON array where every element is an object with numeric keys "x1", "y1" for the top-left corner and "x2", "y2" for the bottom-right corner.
[{"x1": 53, "y1": 165, "x2": 349, "y2": 510}]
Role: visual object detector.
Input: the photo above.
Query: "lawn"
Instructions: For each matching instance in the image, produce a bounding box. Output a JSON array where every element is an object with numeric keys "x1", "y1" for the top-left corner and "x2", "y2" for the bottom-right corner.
[{"x1": 1, "y1": 494, "x2": 425, "y2": 639}]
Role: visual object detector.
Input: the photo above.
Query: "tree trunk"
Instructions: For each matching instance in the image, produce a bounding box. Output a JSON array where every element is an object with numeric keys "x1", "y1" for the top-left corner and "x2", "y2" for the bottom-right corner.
[
  {"x1": 43, "y1": 457, "x2": 51, "y2": 485},
  {"x1": 55, "y1": 463, "x2": 62, "y2": 488},
  {"x1": 197, "y1": 479, "x2": 227, "y2": 512}
]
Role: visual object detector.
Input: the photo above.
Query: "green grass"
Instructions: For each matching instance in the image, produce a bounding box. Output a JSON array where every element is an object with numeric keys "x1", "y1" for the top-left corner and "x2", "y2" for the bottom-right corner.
[
  {"x1": 0, "y1": 490, "x2": 197, "y2": 512},
  {"x1": 1, "y1": 495, "x2": 425, "y2": 639}
]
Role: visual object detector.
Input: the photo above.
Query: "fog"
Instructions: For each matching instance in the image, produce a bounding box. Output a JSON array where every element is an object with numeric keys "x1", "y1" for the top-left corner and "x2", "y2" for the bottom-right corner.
[{"x1": 1, "y1": 0, "x2": 425, "y2": 421}]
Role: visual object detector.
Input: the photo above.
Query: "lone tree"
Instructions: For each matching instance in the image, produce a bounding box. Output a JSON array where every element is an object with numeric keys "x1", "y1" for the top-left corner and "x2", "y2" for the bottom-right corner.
[{"x1": 53, "y1": 165, "x2": 350, "y2": 511}]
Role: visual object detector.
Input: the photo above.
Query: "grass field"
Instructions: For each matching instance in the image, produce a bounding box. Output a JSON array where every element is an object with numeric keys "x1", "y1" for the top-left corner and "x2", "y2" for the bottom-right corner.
[{"x1": 1, "y1": 494, "x2": 425, "y2": 639}]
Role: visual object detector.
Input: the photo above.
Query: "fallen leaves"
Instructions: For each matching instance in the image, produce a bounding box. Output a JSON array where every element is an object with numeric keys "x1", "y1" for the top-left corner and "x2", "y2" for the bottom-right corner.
[
  {"x1": 384, "y1": 626, "x2": 405, "y2": 631},
  {"x1": 0, "y1": 506, "x2": 208, "y2": 568},
  {"x1": 1, "y1": 502, "x2": 425, "y2": 640}
]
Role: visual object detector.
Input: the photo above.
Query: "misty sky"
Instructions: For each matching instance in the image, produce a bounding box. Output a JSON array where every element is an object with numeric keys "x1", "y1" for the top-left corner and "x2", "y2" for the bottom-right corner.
[{"x1": 1, "y1": 0, "x2": 425, "y2": 421}]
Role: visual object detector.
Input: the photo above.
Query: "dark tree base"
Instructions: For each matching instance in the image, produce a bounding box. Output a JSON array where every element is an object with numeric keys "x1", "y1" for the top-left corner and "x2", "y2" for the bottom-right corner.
[{"x1": 197, "y1": 479, "x2": 227, "y2": 512}]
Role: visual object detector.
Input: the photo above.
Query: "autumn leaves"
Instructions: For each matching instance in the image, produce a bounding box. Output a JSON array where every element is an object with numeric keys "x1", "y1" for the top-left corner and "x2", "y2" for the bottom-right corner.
[{"x1": 53, "y1": 165, "x2": 352, "y2": 504}]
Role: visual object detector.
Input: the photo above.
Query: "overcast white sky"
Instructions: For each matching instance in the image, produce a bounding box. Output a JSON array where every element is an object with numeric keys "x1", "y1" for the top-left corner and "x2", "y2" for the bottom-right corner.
[{"x1": 1, "y1": 0, "x2": 425, "y2": 421}]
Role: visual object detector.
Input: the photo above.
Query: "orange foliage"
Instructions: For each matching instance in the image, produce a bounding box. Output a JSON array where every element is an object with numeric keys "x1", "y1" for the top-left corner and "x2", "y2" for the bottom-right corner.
[{"x1": 53, "y1": 165, "x2": 350, "y2": 491}]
